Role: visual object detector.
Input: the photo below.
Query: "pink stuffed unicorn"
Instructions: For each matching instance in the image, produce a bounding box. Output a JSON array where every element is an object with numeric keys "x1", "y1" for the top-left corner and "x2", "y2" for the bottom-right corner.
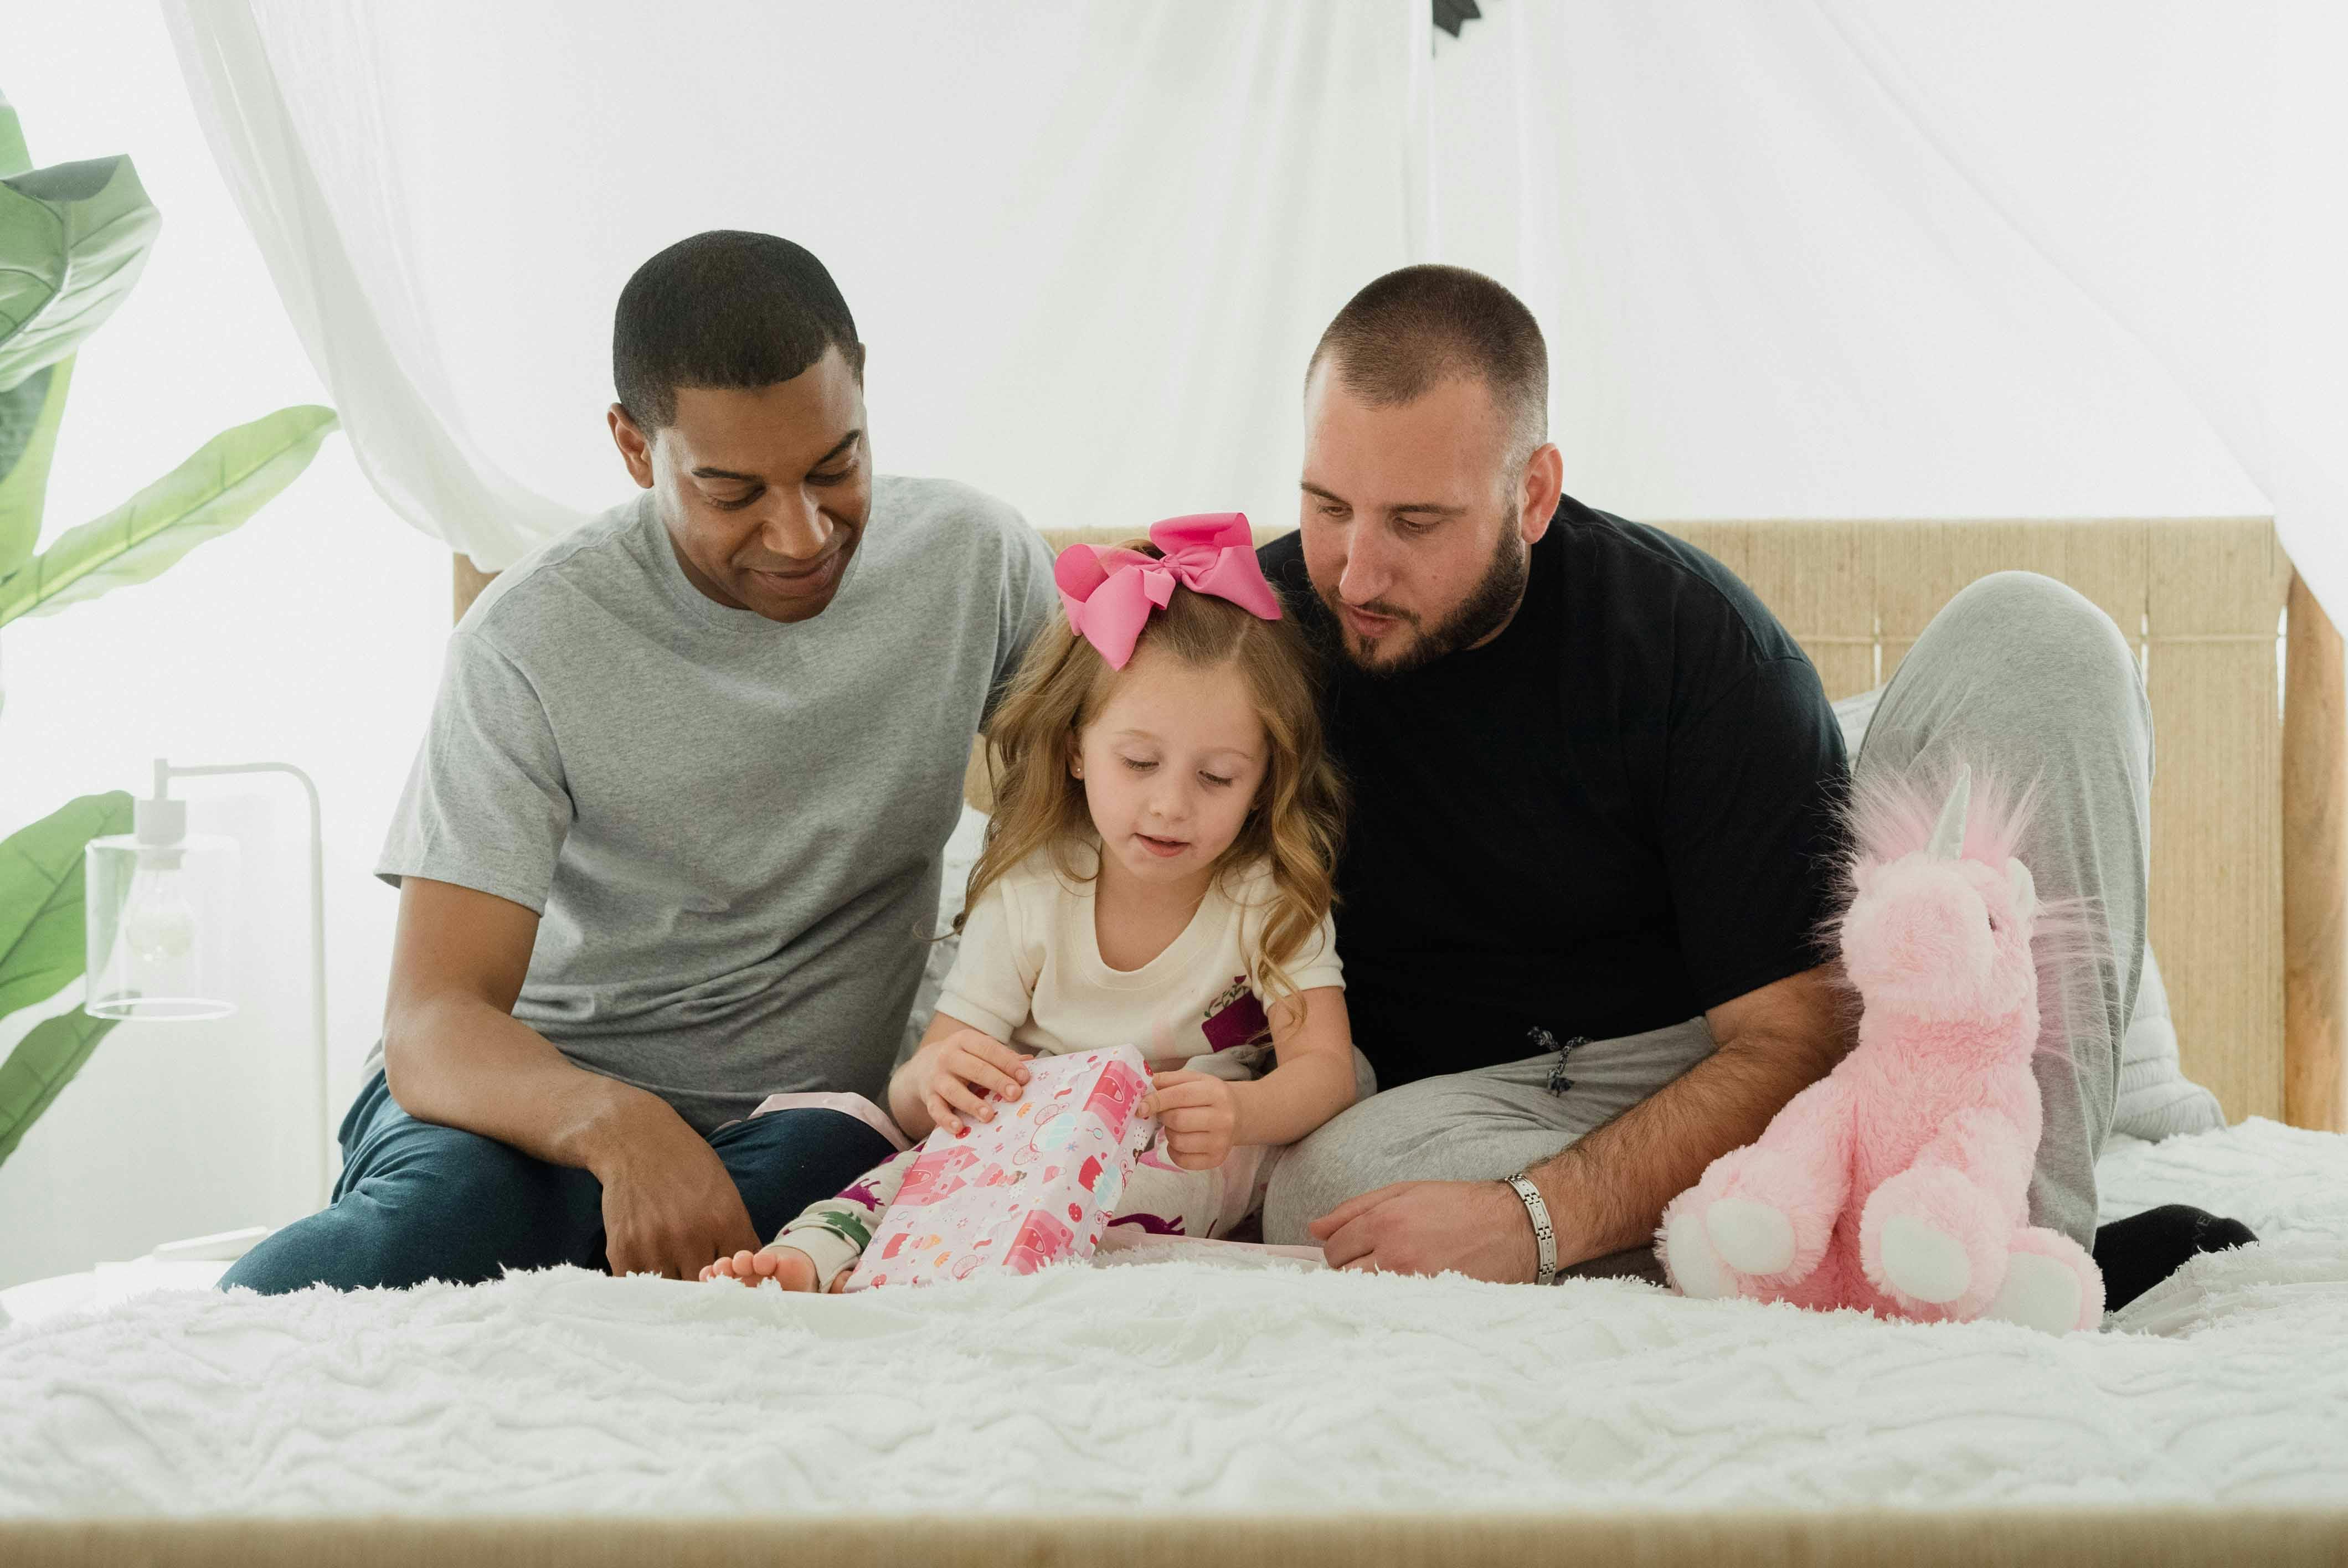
[{"x1": 1657, "y1": 766, "x2": 2105, "y2": 1334}]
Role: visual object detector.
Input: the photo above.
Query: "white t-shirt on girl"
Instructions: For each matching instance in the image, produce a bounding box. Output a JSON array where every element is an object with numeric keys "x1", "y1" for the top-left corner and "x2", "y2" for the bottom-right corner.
[{"x1": 936, "y1": 842, "x2": 1344, "y2": 1070}]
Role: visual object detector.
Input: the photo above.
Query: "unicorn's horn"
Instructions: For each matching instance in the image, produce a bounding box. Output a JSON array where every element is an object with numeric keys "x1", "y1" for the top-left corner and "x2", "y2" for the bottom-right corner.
[{"x1": 1927, "y1": 766, "x2": 1973, "y2": 859}]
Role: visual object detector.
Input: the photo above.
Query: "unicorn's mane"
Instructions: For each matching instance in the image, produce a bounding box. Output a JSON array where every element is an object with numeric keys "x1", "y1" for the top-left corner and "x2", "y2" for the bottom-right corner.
[
  {"x1": 1846, "y1": 764, "x2": 2036, "y2": 870},
  {"x1": 1826, "y1": 762, "x2": 2103, "y2": 1065}
]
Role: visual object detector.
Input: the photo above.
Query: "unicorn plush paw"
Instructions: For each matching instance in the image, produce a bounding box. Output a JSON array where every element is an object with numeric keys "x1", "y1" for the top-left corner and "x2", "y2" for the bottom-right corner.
[
  {"x1": 1657, "y1": 1193, "x2": 1800, "y2": 1301},
  {"x1": 1657, "y1": 1195, "x2": 1738, "y2": 1300},
  {"x1": 1657, "y1": 1136, "x2": 1844, "y2": 1300},
  {"x1": 1860, "y1": 1162, "x2": 2010, "y2": 1318},
  {"x1": 1707, "y1": 1196, "x2": 1799, "y2": 1276},
  {"x1": 1982, "y1": 1225, "x2": 2104, "y2": 1333}
]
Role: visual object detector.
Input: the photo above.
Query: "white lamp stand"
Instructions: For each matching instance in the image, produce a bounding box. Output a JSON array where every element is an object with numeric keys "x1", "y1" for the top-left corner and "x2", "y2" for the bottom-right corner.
[{"x1": 83, "y1": 759, "x2": 334, "y2": 1233}]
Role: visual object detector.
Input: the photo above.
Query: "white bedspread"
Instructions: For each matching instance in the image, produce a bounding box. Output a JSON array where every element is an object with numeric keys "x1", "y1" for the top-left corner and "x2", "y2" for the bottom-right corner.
[{"x1": 3, "y1": 1118, "x2": 2344, "y2": 1515}]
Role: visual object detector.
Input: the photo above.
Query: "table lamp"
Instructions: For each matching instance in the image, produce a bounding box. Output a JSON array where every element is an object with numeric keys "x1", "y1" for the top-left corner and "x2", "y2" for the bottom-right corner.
[{"x1": 84, "y1": 759, "x2": 334, "y2": 1221}]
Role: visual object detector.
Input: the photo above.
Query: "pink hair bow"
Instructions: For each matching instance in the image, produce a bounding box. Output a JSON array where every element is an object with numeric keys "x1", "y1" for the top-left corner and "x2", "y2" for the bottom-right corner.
[{"x1": 1053, "y1": 513, "x2": 1281, "y2": 670}]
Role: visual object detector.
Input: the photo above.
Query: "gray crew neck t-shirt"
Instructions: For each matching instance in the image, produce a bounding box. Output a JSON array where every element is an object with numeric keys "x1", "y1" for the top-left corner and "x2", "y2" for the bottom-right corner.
[{"x1": 375, "y1": 476, "x2": 1055, "y2": 1133}]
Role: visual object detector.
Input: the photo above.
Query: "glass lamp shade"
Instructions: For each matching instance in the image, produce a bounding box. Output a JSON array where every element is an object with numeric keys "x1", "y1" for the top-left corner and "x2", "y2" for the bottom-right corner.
[{"x1": 84, "y1": 832, "x2": 240, "y2": 1022}]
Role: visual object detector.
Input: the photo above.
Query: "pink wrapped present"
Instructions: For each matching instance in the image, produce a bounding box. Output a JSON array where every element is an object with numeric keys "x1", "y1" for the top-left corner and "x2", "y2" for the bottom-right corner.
[{"x1": 844, "y1": 1046, "x2": 1157, "y2": 1291}]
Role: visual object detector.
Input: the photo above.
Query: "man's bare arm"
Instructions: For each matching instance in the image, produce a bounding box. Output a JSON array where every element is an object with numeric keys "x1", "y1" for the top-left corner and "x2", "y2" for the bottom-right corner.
[
  {"x1": 383, "y1": 877, "x2": 624, "y2": 1163},
  {"x1": 381, "y1": 876, "x2": 759, "y2": 1278},
  {"x1": 1526, "y1": 963, "x2": 1851, "y2": 1266}
]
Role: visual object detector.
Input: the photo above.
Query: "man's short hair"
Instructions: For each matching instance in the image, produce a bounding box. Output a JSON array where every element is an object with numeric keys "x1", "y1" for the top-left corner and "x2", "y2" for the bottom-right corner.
[
  {"x1": 1306, "y1": 264, "x2": 1548, "y2": 462},
  {"x1": 613, "y1": 231, "x2": 860, "y2": 432}
]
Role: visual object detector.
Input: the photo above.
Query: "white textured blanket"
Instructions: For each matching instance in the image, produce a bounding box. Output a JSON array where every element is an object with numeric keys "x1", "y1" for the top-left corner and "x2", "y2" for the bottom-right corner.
[{"x1": 3, "y1": 1119, "x2": 2344, "y2": 1516}]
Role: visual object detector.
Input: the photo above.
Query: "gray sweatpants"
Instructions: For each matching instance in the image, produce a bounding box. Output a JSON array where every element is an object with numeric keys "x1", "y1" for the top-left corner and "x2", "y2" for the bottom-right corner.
[{"x1": 1261, "y1": 571, "x2": 2151, "y2": 1262}]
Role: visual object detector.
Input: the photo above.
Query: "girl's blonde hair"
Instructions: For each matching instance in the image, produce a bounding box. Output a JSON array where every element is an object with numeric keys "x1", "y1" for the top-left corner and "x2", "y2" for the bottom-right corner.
[{"x1": 961, "y1": 541, "x2": 1347, "y2": 1009}]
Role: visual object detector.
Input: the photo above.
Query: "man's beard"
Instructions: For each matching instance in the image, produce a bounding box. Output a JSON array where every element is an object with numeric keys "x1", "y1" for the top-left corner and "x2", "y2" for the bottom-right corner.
[{"x1": 1321, "y1": 524, "x2": 1530, "y2": 679}]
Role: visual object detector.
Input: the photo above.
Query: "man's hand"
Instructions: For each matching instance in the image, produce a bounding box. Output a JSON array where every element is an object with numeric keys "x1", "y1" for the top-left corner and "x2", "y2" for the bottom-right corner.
[
  {"x1": 1310, "y1": 1180, "x2": 1541, "y2": 1283},
  {"x1": 1142, "y1": 1071, "x2": 1240, "y2": 1170},
  {"x1": 590, "y1": 1095, "x2": 760, "y2": 1280}
]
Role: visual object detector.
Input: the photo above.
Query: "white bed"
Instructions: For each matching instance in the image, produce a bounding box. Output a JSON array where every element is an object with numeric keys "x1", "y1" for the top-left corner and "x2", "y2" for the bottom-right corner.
[
  {"x1": 6, "y1": 517, "x2": 2344, "y2": 1566},
  {"x1": 3, "y1": 1117, "x2": 2343, "y2": 1519}
]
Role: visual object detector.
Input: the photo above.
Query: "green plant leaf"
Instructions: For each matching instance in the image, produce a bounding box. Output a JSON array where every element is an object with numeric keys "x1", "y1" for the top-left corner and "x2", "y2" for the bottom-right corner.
[
  {"x1": 0, "y1": 354, "x2": 71, "y2": 576},
  {"x1": 0, "y1": 88, "x2": 30, "y2": 179},
  {"x1": 0, "y1": 1008, "x2": 120, "y2": 1169},
  {"x1": 0, "y1": 791, "x2": 131, "y2": 1023},
  {"x1": 0, "y1": 405, "x2": 338, "y2": 626},
  {"x1": 0, "y1": 153, "x2": 159, "y2": 393}
]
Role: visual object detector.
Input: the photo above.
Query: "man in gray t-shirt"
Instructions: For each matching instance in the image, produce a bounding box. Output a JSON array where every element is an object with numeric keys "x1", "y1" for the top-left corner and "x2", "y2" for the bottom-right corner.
[{"x1": 224, "y1": 232, "x2": 1053, "y2": 1294}]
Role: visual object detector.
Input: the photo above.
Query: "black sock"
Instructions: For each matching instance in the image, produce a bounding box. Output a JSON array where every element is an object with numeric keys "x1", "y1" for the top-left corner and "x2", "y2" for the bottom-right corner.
[{"x1": 2091, "y1": 1203, "x2": 2258, "y2": 1311}]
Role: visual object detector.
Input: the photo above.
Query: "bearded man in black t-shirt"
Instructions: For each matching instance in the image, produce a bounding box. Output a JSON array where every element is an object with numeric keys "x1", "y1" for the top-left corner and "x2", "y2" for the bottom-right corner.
[{"x1": 1257, "y1": 265, "x2": 2162, "y2": 1302}]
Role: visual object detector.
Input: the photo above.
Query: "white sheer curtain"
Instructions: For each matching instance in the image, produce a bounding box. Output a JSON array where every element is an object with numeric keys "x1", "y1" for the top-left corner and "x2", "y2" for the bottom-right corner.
[
  {"x1": 163, "y1": 2, "x2": 584, "y2": 566},
  {"x1": 164, "y1": 0, "x2": 1428, "y2": 568},
  {"x1": 1425, "y1": 1, "x2": 2340, "y2": 616},
  {"x1": 167, "y1": 1, "x2": 2344, "y2": 616},
  {"x1": 1815, "y1": 1, "x2": 2348, "y2": 622}
]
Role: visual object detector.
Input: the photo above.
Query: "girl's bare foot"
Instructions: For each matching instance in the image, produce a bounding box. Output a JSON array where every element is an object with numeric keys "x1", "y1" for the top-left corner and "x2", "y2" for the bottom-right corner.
[{"x1": 701, "y1": 1245, "x2": 820, "y2": 1290}]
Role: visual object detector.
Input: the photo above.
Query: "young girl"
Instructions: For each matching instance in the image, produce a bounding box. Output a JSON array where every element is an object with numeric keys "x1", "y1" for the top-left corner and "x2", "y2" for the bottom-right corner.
[{"x1": 705, "y1": 512, "x2": 1358, "y2": 1292}]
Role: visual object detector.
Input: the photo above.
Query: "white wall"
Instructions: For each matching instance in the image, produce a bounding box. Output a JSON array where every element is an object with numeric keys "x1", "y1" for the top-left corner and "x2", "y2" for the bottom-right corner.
[{"x1": 0, "y1": 4, "x2": 451, "y2": 1286}]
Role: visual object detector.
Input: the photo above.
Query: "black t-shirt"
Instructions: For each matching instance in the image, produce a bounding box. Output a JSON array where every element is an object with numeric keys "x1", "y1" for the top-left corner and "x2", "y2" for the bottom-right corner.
[{"x1": 1258, "y1": 496, "x2": 1848, "y2": 1090}]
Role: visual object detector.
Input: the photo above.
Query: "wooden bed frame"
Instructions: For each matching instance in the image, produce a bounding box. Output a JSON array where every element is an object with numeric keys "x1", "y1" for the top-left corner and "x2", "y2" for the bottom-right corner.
[
  {"x1": 11, "y1": 1510, "x2": 2348, "y2": 1568},
  {"x1": 456, "y1": 518, "x2": 2345, "y2": 1133}
]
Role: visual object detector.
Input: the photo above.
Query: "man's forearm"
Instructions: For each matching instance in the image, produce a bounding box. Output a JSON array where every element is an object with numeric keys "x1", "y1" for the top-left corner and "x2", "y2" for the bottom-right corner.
[
  {"x1": 1528, "y1": 1031, "x2": 1831, "y2": 1266},
  {"x1": 382, "y1": 995, "x2": 671, "y2": 1175}
]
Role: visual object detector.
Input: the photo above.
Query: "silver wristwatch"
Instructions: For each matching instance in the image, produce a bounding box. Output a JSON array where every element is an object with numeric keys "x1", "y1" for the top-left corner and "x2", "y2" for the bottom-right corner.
[{"x1": 1505, "y1": 1172, "x2": 1557, "y2": 1285}]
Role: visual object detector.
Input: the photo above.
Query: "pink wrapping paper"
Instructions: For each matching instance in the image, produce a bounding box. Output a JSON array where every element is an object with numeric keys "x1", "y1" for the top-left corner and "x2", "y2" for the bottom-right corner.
[{"x1": 844, "y1": 1046, "x2": 1157, "y2": 1291}]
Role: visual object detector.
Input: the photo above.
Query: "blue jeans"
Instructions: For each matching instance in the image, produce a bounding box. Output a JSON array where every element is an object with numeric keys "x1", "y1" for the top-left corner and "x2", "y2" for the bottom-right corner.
[{"x1": 220, "y1": 1070, "x2": 895, "y2": 1294}]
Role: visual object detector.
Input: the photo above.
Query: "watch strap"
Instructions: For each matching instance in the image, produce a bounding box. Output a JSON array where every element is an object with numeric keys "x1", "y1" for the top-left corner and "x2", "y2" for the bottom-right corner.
[{"x1": 1505, "y1": 1172, "x2": 1558, "y2": 1285}]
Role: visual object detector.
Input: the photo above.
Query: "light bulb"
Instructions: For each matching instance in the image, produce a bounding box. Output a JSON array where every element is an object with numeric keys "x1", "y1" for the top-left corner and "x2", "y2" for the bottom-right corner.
[{"x1": 126, "y1": 869, "x2": 198, "y2": 964}]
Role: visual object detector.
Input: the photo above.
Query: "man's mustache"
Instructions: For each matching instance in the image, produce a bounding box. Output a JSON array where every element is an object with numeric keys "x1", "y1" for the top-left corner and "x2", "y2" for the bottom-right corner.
[{"x1": 1324, "y1": 588, "x2": 1420, "y2": 629}]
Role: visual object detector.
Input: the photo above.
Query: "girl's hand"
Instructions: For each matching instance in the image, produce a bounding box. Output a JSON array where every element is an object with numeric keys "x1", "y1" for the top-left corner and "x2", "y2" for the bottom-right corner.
[
  {"x1": 1144, "y1": 1071, "x2": 1241, "y2": 1170},
  {"x1": 907, "y1": 1029, "x2": 1032, "y2": 1137},
  {"x1": 700, "y1": 1244, "x2": 844, "y2": 1292}
]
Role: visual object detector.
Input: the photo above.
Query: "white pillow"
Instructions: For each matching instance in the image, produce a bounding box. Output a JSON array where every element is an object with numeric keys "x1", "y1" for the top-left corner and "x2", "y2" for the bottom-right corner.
[
  {"x1": 1830, "y1": 686, "x2": 2223, "y2": 1139},
  {"x1": 1830, "y1": 684, "x2": 1887, "y2": 756},
  {"x1": 2112, "y1": 943, "x2": 2225, "y2": 1138}
]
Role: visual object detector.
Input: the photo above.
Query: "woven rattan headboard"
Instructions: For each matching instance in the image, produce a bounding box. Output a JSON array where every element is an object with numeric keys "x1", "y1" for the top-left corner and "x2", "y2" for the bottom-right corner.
[{"x1": 450, "y1": 517, "x2": 2341, "y2": 1132}]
